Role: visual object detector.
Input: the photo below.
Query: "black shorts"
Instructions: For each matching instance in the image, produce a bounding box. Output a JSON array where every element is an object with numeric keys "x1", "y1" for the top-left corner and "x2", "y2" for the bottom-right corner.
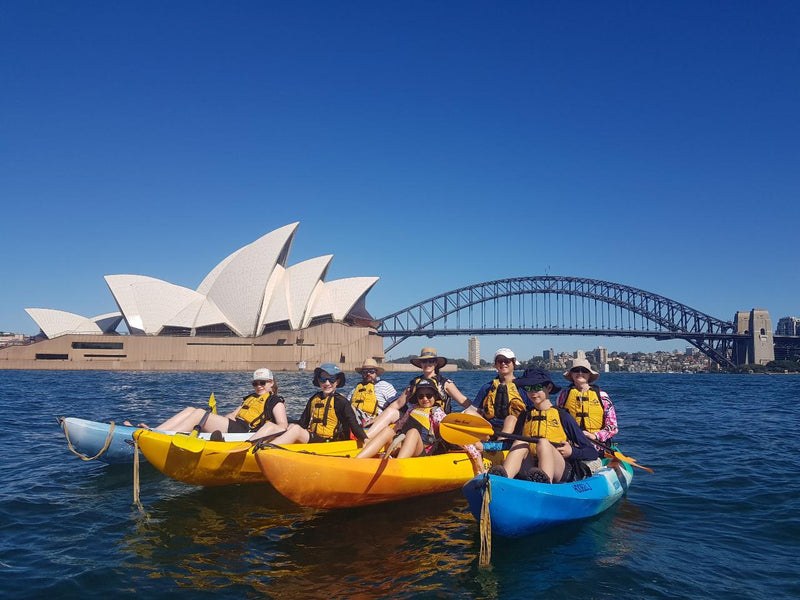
[{"x1": 227, "y1": 418, "x2": 251, "y2": 434}]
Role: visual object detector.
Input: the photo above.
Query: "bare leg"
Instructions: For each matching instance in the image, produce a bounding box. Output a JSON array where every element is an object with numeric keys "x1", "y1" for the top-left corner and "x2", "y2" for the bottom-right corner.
[
  {"x1": 365, "y1": 406, "x2": 400, "y2": 438},
  {"x1": 536, "y1": 440, "x2": 566, "y2": 482},
  {"x1": 356, "y1": 427, "x2": 395, "y2": 458},
  {"x1": 269, "y1": 424, "x2": 311, "y2": 445},
  {"x1": 248, "y1": 421, "x2": 286, "y2": 441},
  {"x1": 155, "y1": 407, "x2": 203, "y2": 430},
  {"x1": 396, "y1": 429, "x2": 424, "y2": 458},
  {"x1": 503, "y1": 440, "x2": 532, "y2": 479}
]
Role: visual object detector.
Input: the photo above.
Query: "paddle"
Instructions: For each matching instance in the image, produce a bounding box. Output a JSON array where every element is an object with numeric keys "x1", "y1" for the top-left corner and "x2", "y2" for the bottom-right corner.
[{"x1": 440, "y1": 413, "x2": 654, "y2": 473}]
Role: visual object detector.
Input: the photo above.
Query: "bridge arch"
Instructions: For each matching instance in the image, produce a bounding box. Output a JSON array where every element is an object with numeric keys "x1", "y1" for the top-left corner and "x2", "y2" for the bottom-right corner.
[{"x1": 376, "y1": 276, "x2": 739, "y2": 367}]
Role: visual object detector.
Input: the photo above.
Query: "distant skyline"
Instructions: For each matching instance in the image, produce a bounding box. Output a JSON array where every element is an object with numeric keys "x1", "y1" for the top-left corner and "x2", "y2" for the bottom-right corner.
[{"x1": 2, "y1": 2, "x2": 798, "y2": 362}]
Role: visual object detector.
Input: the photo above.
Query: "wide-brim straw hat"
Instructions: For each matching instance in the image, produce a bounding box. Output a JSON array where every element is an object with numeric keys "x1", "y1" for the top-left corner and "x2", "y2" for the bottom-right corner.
[
  {"x1": 355, "y1": 358, "x2": 385, "y2": 377},
  {"x1": 562, "y1": 358, "x2": 600, "y2": 383},
  {"x1": 410, "y1": 347, "x2": 448, "y2": 369}
]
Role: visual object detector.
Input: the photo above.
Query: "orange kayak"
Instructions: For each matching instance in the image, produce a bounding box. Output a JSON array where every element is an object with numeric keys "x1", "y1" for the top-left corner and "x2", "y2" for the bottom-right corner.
[{"x1": 255, "y1": 447, "x2": 488, "y2": 508}]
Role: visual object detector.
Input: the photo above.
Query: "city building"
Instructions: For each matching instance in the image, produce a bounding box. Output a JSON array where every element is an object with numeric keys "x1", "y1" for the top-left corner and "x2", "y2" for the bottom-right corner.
[
  {"x1": 776, "y1": 316, "x2": 800, "y2": 336},
  {"x1": 468, "y1": 336, "x2": 480, "y2": 366},
  {"x1": 1, "y1": 223, "x2": 384, "y2": 371}
]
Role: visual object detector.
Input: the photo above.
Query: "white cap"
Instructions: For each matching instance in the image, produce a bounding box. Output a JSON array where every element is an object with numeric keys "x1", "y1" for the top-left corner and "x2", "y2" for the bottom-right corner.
[
  {"x1": 252, "y1": 368, "x2": 274, "y2": 381},
  {"x1": 494, "y1": 348, "x2": 519, "y2": 365}
]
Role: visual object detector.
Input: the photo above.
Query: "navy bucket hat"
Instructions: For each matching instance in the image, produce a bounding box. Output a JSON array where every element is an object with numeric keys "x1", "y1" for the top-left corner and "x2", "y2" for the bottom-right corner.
[{"x1": 513, "y1": 367, "x2": 561, "y2": 393}]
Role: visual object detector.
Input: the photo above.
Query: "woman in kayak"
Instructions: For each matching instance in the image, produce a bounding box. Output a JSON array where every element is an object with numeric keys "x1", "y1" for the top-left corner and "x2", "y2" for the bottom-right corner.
[
  {"x1": 356, "y1": 377, "x2": 447, "y2": 458},
  {"x1": 264, "y1": 363, "x2": 368, "y2": 444},
  {"x1": 556, "y1": 358, "x2": 618, "y2": 474},
  {"x1": 124, "y1": 368, "x2": 288, "y2": 436},
  {"x1": 362, "y1": 347, "x2": 473, "y2": 441},
  {"x1": 490, "y1": 367, "x2": 599, "y2": 484}
]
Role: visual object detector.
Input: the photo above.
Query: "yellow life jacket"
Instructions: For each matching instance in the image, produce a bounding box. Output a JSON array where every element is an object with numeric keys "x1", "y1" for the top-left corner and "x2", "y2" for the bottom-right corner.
[
  {"x1": 308, "y1": 392, "x2": 343, "y2": 440},
  {"x1": 562, "y1": 386, "x2": 605, "y2": 433},
  {"x1": 351, "y1": 382, "x2": 380, "y2": 417},
  {"x1": 521, "y1": 406, "x2": 567, "y2": 453},
  {"x1": 237, "y1": 392, "x2": 274, "y2": 430},
  {"x1": 408, "y1": 405, "x2": 434, "y2": 431},
  {"x1": 481, "y1": 379, "x2": 525, "y2": 420}
]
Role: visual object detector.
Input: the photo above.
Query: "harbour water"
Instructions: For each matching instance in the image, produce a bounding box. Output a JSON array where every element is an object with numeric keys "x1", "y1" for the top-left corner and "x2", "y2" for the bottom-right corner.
[{"x1": 1, "y1": 369, "x2": 798, "y2": 599}]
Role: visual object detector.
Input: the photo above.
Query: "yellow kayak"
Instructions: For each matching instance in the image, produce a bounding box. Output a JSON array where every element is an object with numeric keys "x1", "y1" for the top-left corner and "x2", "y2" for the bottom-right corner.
[
  {"x1": 255, "y1": 447, "x2": 492, "y2": 508},
  {"x1": 133, "y1": 429, "x2": 361, "y2": 487}
]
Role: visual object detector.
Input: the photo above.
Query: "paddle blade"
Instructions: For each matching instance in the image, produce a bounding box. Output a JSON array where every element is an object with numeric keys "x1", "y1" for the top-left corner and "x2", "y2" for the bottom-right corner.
[
  {"x1": 208, "y1": 392, "x2": 217, "y2": 414},
  {"x1": 171, "y1": 433, "x2": 207, "y2": 453},
  {"x1": 440, "y1": 413, "x2": 494, "y2": 445}
]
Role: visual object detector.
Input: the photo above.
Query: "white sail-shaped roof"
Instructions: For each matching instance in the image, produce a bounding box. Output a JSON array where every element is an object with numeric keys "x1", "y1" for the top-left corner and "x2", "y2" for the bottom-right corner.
[
  {"x1": 25, "y1": 308, "x2": 104, "y2": 338},
  {"x1": 302, "y1": 276, "x2": 379, "y2": 327},
  {"x1": 93, "y1": 312, "x2": 124, "y2": 333},
  {"x1": 262, "y1": 255, "x2": 332, "y2": 330},
  {"x1": 198, "y1": 222, "x2": 298, "y2": 336},
  {"x1": 25, "y1": 223, "x2": 379, "y2": 337},
  {"x1": 163, "y1": 296, "x2": 230, "y2": 331},
  {"x1": 104, "y1": 275, "x2": 204, "y2": 335}
]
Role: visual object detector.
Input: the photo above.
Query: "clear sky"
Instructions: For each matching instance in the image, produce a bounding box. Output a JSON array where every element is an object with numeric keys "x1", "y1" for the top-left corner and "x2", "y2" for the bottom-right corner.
[{"x1": 2, "y1": 1, "x2": 798, "y2": 361}]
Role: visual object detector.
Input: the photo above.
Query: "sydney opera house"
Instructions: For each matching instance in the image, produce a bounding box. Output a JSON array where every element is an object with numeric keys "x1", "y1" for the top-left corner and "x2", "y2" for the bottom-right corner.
[{"x1": 0, "y1": 223, "x2": 386, "y2": 371}]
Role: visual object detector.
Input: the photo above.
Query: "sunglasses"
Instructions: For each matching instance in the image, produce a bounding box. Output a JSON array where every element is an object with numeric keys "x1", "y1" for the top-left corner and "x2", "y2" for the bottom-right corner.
[
  {"x1": 318, "y1": 376, "x2": 337, "y2": 384},
  {"x1": 522, "y1": 384, "x2": 545, "y2": 392},
  {"x1": 419, "y1": 358, "x2": 437, "y2": 365},
  {"x1": 252, "y1": 380, "x2": 271, "y2": 386},
  {"x1": 494, "y1": 358, "x2": 513, "y2": 365},
  {"x1": 362, "y1": 369, "x2": 377, "y2": 375},
  {"x1": 571, "y1": 367, "x2": 591, "y2": 374},
  {"x1": 416, "y1": 392, "x2": 435, "y2": 400}
]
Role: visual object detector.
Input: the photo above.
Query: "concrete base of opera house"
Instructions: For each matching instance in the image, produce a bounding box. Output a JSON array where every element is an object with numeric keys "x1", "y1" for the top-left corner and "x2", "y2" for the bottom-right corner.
[{"x1": 0, "y1": 322, "x2": 394, "y2": 372}]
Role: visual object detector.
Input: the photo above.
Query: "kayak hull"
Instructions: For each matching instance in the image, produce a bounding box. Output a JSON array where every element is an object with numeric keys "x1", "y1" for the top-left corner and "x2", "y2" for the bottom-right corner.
[
  {"x1": 135, "y1": 429, "x2": 361, "y2": 487},
  {"x1": 58, "y1": 417, "x2": 142, "y2": 464},
  {"x1": 462, "y1": 460, "x2": 634, "y2": 537},
  {"x1": 58, "y1": 417, "x2": 252, "y2": 465},
  {"x1": 256, "y1": 448, "x2": 483, "y2": 508}
]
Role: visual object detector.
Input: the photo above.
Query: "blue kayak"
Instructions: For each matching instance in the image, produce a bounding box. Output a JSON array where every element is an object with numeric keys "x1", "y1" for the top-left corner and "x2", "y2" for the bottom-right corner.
[
  {"x1": 57, "y1": 417, "x2": 251, "y2": 464},
  {"x1": 462, "y1": 460, "x2": 634, "y2": 537}
]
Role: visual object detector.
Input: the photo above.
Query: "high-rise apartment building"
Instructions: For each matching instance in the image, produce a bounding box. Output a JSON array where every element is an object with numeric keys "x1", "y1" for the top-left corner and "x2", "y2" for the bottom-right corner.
[{"x1": 468, "y1": 336, "x2": 480, "y2": 366}]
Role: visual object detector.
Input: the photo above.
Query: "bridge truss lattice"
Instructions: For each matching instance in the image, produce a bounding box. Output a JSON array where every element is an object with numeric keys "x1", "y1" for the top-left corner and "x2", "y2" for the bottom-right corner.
[{"x1": 377, "y1": 276, "x2": 740, "y2": 368}]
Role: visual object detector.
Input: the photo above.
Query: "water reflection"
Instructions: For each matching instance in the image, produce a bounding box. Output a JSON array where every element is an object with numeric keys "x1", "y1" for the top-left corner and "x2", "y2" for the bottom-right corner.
[{"x1": 121, "y1": 488, "x2": 478, "y2": 598}]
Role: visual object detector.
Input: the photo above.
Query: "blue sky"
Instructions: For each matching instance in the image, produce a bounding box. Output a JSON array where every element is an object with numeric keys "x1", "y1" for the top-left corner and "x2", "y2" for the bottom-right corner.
[{"x1": 2, "y1": 1, "x2": 798, "y2": 361}]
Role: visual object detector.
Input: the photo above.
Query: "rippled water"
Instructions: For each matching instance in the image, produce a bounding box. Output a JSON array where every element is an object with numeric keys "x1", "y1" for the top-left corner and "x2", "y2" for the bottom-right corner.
[{"x1": 1, "y1": 370, "x2": 798, "y2": 599}]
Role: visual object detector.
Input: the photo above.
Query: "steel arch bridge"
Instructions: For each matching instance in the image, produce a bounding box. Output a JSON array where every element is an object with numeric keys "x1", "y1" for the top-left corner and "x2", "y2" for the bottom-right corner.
[{"x1": 376, "y1": 276, "x2": 741, "y2": 368}]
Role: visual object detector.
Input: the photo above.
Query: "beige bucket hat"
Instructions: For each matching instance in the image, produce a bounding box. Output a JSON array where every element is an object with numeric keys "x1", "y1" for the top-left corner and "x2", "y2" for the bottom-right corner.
[{"x1": 562, "y1": 357, "x2": 600, "y2": 383}]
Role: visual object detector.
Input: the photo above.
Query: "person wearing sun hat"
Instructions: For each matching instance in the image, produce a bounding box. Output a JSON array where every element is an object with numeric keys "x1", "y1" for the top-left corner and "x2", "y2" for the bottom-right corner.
[
  {"x1": 129, "y1": 367, "x2": 289, "y2": 437},
  {"x1": 489, "y1": 367, "x2": 599, "y2": 484},
  {"x1": 361, "y1": 347, "x2": 473, "y2": 440},
  {"x1": 348, "y1": 358, "x2": 398, "y2": 427},
  {"x1": 267, "y1": 362, "x2": 368, "y2": 445},
  {"x1": 471, "y1": 348, "x2": 530, "y2": 450},
  {"x1": 555, "y1": 357, "x2": 618, "y2": 473}
]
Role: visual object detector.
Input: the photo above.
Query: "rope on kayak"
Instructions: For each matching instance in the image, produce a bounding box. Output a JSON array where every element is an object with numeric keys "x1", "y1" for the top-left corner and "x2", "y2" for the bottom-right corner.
[
  {"x1": 60, "y1": 417, "x2": 116, "y2": 461},
  {"x1": 132, "y1": 438, "x2": 143, "y2": 512},
  {"x1": 479, "y1": 475, "x2": 492, "y2": 567}
]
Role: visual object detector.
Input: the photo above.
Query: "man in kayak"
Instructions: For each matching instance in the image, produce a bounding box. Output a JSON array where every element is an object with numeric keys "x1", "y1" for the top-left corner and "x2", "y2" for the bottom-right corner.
[
  {"x1": 556, "y1": 358, "x2": 618, "y2": 474},
  {"x1": 267, "y1": 363, "x2": 368, "y2": 445},
  {"x1": 347, "y1": 358, "x2": 398, "y2": 428},
  {"x1": 490, "y1": 367, "x2": 599, "y2": 484},
  {"x1": 472, "y1": 348, "x2": 531, "y2": 450}
]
